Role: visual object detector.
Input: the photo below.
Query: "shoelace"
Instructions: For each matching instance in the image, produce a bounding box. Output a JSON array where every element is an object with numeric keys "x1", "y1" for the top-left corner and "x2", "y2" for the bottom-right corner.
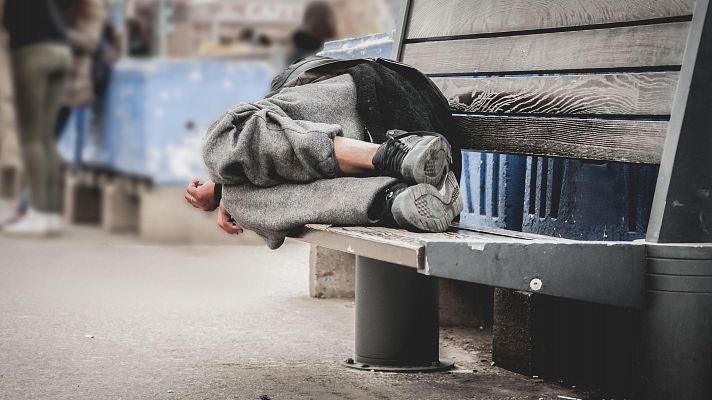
[{"x1": 377, "y1": 136, "x2": 410, "y2": 175}]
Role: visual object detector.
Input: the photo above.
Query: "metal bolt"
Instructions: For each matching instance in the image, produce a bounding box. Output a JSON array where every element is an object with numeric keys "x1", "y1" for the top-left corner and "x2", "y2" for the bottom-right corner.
[
  {"x1": 530, "y1": 278, "x2": 543, "y2": 291},
  {"x1": 345, "y1": 358, "x2": 354, "y2": 364}
]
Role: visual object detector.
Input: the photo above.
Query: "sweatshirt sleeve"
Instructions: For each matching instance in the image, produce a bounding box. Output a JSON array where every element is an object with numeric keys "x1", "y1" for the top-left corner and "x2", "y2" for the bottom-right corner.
[{"x1": 202, "y1": 100, "x2": 342, "y2": 187}]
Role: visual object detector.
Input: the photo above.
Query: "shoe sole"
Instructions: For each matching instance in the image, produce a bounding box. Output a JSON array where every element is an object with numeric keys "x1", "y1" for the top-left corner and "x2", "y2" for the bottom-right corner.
[
  {"x1": 1, "y1": 224, "x2": 59, "y2": 238},
  {"x1": 2, "y1": 229, "x2": 55, "y2": 238},
  {"x1": 391, "y1": 172, "x2": 464, "y2": 233},
  {"x1": 401, "y1": 135, "x2": 452, "y2": 187}
]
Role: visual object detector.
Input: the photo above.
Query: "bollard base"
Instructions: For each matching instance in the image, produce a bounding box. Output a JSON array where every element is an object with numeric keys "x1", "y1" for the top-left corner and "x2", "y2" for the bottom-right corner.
[{"x1": 343, "y1": 358, "x2": 454, "y2": 373}]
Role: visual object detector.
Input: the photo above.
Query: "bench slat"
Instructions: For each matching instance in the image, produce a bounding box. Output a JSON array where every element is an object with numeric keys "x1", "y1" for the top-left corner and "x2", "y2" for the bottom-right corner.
[
  {"x1": 456, "y1": 115, "x2": 666, "y2": 163},
  {"x1": 406, "y1": 0, "x2": 693, "y2": 39},
  {"x1": 402, "y1": 22, "x2": 689, "y2": 75},
  {"x1": 298, "y1": 224, "x2": 529, "y2": 268},
  {"x1": 298, "y1": 225, "x2": 424, "y2": 268},
  {"x1": 433, "y1": 72, "x2": 678, "y2": 116}
]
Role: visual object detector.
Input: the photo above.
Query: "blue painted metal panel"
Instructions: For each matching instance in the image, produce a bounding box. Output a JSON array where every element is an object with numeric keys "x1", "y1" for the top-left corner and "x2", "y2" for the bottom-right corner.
[
  {"x1": 460, "y1": 152, "x2": 527, "y2": 230},
  {"x1": 523, "y1": 157, "x2": 658, "y2": 240}
]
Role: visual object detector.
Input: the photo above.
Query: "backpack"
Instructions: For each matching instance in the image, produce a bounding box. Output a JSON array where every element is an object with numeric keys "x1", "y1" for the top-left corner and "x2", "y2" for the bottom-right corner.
[{"x1": 266, "y1": 55, "x2": 372, "y2": 98}]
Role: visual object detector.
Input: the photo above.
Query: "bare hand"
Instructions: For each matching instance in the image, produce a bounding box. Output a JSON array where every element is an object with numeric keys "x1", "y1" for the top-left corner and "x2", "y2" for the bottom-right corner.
[
  {"x1": 185, "y1": 179, "x2": 219, "y2": 211},
  {"x1": 217, "y1": 202, "x2": 243, "y2": 235}
]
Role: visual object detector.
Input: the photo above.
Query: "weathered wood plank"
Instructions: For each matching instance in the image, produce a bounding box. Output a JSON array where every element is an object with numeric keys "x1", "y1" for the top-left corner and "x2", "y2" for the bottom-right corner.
[
  {"x1": 402, "y1": 22, "x2": 689, "y2": 75},
  {"x1": 432, "y1": 72, "x2": 679, "y2": 115},
  {"x1": 298, "y1": 224, "x2": 572, "y2": 269},
  {"x1": 298, "y1": 225, "x2": 423, "y2": 268},
  {"x1": 406, "y1": 0, "x2": 694, "y2": 39},
  {"x1": 297, "y1": 224, "x2": 528, "y2": 268},
  {"x1": 456, "y1": 115, "x2": 667, "y2": 163}
]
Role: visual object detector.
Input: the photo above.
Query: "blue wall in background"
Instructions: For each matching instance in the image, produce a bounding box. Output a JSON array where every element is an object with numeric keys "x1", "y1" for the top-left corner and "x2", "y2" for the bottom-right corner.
[{"x1": 59, "y1": 58, "x2": 273, "y2": 184}]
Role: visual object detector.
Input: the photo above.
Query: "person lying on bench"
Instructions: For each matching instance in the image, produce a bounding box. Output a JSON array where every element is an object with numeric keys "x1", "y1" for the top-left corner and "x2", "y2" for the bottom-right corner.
[{"x1": 185, "y1": 58, "x2": 464, "y2": 249}]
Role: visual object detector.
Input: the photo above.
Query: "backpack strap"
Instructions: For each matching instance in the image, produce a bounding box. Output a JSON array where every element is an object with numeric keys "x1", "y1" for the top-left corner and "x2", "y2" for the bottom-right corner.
[{"x1": 266, "y1": 56, "x2": 374, "y2": 98}]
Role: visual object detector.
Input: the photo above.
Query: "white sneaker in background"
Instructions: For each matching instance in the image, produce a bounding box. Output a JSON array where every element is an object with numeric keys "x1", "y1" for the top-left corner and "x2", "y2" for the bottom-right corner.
[
  {"x1": 47, "y1": 213, "x2": 62, "y2": 235},
  {"x1": 2, "y1": 208, "x2": 52, "y2": 236},
  {"x1": 1, "y1": 208, "x2": 24, "y2": 228}
]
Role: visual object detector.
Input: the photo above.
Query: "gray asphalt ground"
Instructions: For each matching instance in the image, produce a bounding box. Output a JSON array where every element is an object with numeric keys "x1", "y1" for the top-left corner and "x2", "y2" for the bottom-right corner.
[{"x1": 0, "y1": 220, "x2": 590, "y2": 400}]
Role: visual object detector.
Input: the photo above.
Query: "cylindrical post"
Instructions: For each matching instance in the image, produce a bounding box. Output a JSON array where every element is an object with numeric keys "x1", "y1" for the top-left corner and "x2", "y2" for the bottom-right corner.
[
  {"x1": 638, "y1": 244, "x2": 712, "y2": 399},
  {"x1": 353, "y1": 255, "x2": 443, "y2": 369}
]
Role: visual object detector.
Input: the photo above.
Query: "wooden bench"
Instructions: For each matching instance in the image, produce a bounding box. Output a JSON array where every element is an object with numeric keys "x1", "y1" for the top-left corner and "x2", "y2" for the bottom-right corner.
[{"x1": 298, "y1": 0, "x2": 712, "y2": 398}]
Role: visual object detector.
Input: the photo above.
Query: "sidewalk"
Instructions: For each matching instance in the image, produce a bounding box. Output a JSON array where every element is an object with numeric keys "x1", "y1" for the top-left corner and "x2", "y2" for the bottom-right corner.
[{"x1": 0, "y1": 221, "x2": 589, "y2": 399}]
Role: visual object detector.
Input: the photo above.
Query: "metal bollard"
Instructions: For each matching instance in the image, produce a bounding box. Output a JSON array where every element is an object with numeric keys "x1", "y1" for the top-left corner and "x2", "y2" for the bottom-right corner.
[
  {"x1": 346, "y1": 256, "x2": 453, "y2": 372},
  {"x1": 638, "y1": 243, "x2": 712, "y2": 399}
]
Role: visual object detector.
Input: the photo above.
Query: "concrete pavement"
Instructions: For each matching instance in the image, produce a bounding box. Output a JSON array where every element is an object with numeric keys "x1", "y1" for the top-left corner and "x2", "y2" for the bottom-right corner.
[{"x1": 0, "y1": 224, "x2": 590, "y2": 399}]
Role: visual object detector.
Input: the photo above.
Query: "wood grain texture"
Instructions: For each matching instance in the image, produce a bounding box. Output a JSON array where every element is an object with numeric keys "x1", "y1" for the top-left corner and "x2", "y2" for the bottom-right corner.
[
  {"x1": 456, "y1": 115, "x2": 667, "y2": 163},
  {"x1": 402, "y1": 22, "x2": 689, "y2": 74},
  {"x1": 432, "y1": 72, "x2": 679, "y2": 115},
  {"x1": 406, "y1": 0, "x2": 694, "y2": 39},
  {"x1": 298, "y1": 224, "x2": 543, "y2": 269},
  {"x1": 298, "y1": 224, "x2": 575, "y2": 269}
]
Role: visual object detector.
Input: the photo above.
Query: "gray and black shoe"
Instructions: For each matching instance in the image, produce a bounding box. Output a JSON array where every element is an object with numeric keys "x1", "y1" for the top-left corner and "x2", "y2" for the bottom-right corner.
[
  {"x1": 390, "y1": 172, "x2": 463, "y2": 233},
  {"x1": 372, "y1": 129, "x2": 452, "y2": 187}
]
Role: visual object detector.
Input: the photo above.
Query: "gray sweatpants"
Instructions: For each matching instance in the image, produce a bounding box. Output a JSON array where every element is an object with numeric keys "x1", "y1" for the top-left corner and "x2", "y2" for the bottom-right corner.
[{"x1": 203, "y1": 74, "x2": 397, "y2": 248}]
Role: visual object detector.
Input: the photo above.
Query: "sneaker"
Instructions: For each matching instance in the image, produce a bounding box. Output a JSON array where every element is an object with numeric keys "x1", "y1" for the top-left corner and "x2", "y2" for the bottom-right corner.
[
  {"x1": 1, "y1": 191, "x2": 29, "y2": 227},
  {"x1": 372, "y1": 129, "x2": 452, "y2": 187},
  {"x1": 2, "y1": 207, "x2": 53, "y2": 236},
  {"x1": 390, "y1": 172, "x2": 463, "y2": 233},
  {"x1": 47, "y1": 214, "x2": 62, "y2": 234}
]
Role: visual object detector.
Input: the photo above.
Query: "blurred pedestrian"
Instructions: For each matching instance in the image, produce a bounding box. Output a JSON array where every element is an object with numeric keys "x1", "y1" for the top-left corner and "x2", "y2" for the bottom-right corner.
[
  {"x1": 286, "y1": 1, "x2": 337, "y2": 65},
  {"x1": 2, "y1": 0, "x2": 73, "y2": 235},
  {"x1": 126, "y1": 18, "x2": 149, "y2": 57},
  {"x1": 87, "y1": 13, "x2": 121, "y2": 160}
]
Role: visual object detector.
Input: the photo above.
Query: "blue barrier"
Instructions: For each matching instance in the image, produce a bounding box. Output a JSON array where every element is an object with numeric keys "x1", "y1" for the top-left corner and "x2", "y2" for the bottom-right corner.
[
  {"x1": 523, "y1": 158, "x2": 658, "y2": 240},
  {"x1": 59, "y1": 58, "x2": 274, "y2": 184},
  {"x1": 460, "y1": 152, "x2": 527, "y2": 230}
]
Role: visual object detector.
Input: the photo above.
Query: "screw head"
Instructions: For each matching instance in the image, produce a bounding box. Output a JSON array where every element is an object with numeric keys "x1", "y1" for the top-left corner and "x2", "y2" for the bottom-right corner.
[
  {"x1": 529, "y1": 278, "x2": 543, "y2": 291},
  {"x1": 345, "y1": 358, "x2": 354, "y2": 364}
]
